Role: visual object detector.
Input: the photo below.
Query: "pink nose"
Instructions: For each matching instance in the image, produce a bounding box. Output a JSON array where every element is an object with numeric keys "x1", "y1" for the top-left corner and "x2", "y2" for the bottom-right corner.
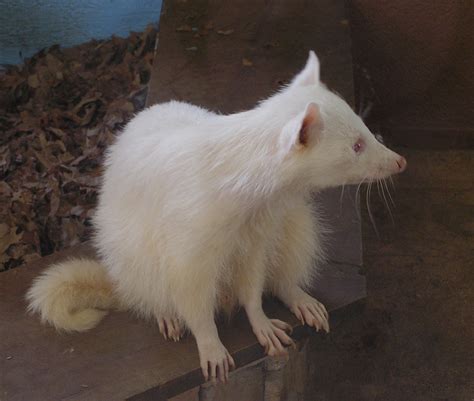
[{"x1": 396, "y1": 156, "x2": 407, "y2": 172}]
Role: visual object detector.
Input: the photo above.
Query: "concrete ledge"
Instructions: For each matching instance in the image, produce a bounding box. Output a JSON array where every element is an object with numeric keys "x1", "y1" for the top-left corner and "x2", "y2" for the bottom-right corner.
[
  {"x1": 0, "y1": 1, "x2": 364, "y2": 400},
  {"x1": 1, "y1": 244, "x2": 364, "y2": 401}
]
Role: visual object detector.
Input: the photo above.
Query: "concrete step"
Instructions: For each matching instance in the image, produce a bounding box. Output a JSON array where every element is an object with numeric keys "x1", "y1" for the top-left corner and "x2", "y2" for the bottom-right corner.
[{"x1": 0, "y1": 1, "x2": 363, "y2": 400}]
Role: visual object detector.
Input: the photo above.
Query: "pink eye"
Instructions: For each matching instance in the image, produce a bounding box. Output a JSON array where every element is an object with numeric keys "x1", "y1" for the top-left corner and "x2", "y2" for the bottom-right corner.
[{"x1": 353, "y1": 140, "x2": 364, "y2": 153}]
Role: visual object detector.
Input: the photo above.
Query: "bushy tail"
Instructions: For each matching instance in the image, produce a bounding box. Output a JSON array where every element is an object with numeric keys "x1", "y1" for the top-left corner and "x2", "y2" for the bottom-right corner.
[{"x1": 26, "y1": 258, "x2": 116, "y2": 332}]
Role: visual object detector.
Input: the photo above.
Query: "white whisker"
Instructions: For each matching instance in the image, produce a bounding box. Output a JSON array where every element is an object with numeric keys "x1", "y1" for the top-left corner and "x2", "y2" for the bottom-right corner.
[
  {"x1": 366, "y1": 181, "x2": 379, "y2": 237},
  {"x1": 376, "y1": 179, "x2": 382, "y2": 200},
  {"x1": 355, "y1": 175, "x2": 368, "y2": 220},
  {"x1": 383, "y1": 178, "x2": 396, "y2": 207},
  {"x1": 380, "y1": 179, "x2": 394, "y2": 224},
  {"x1": 339, "y1": 182, "x2": 347, "y2": 213},
  {"x1": 389, "y1": 176, "x2": 396, "y2": 191}
]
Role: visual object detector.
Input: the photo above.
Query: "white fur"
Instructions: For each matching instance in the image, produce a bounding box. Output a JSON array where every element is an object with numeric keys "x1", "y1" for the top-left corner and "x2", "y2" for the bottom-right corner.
[
  {"x1": 26, "y1": 259, "x2": 114, "y2": 331},
  {"x1": 26, "y1": 51, "x2": 405, "y2": 382}
]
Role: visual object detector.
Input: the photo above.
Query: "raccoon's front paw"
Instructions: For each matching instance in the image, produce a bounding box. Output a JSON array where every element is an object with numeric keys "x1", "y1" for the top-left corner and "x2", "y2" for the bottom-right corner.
[
  {"x1": 251, "y1": 317, "x2": 294, "y2": 357},
  {"x1": 290, "y1": 295, "x2": 329, "y2": 333},
  {"x1": 197, "y1": 340, "x2": 235, "y2": 383}
]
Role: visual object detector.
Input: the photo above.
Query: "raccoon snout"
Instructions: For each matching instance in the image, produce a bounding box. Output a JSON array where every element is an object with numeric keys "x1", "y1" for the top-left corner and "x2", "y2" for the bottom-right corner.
[{"x1": 396, "y1": 156, "x2": 407, "y2": 172}]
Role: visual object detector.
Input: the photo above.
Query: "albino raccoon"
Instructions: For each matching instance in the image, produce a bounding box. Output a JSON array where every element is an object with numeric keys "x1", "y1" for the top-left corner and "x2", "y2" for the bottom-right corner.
[{"x1": 27, "y1": 51, "x2": 406, "y2": 382}]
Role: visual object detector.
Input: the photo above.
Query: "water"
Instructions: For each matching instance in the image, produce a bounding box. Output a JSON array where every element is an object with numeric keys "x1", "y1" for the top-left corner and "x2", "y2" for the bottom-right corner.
[{"x1": 0, "y1": 0, "x2": 163, "y2": 65}]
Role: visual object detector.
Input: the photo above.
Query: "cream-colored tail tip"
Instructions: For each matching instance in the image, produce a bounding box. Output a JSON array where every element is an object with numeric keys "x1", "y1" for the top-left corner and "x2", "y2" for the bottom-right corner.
[{"x1": 25, "y1": 258, "x2": 113, "y2": 332}]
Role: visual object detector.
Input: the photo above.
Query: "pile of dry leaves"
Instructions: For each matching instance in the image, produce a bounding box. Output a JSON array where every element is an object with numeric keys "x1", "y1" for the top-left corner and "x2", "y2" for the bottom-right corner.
[{"x1": 0, "y1": 25, "x2": 157, "y2": 270}]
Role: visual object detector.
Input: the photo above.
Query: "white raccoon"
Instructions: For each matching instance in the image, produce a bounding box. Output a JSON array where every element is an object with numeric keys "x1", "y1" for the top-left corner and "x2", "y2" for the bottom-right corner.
[{"x1": 27, "y1": 51, "x2": 406, "y2": 382}]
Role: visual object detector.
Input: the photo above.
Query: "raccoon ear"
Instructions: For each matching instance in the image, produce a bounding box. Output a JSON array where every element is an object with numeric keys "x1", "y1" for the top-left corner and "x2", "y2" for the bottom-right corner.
[
  {"x1": 289, "y1": 51, "x2": 320, "y2": 88},
  {"x1": 280, "y1": 102, "x2": 324, "y2": 152}
]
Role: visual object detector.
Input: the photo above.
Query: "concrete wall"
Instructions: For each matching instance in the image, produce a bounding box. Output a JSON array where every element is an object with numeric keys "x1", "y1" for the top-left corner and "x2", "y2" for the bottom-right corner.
[
  {"x1": 170, "y1": 340, "x2": 311, "y2": 401},
  {"x1": 349, "y1": 0, "x2": 473, "y2": 107}
]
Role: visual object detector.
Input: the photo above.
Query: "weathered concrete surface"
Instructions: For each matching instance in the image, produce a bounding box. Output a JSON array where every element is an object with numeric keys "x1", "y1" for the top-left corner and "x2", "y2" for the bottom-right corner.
[
  {"x1": 0, "y1": 1, "x2": 364, "y2": 400},
  {"x1": 169, "y1": 342, "x2": 312, "y2": 401},
  {"x1": 146, "y1": 0, "x2": 364, "y2": 301},
  {"x1": 304, "y1": 147, "x2": 474, "y2": 400},
  {"x1": 349, "y1": 0, "x2": 472, "y2": 105},
  {"x1": 147, "y1": 0, "x2": 355, "y2": 110}
]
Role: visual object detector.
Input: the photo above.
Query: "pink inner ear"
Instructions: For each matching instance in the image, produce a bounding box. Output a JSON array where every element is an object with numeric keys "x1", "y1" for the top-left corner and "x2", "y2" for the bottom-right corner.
[
  {"x1": 298, "y1": 103, "x2": 321, "y2": 146},
  {"x1": 299, "y1": 119, "x2": 311, "y2": 146}
]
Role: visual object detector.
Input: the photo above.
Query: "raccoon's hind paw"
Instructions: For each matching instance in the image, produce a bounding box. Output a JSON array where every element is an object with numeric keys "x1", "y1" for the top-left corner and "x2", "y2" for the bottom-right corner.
[
  {"x1": 158, "y1": 316, "x2": 185, "y2": 341},
  {"x1": 291, "y1": 295, "x2": 329, "y2": 333}
]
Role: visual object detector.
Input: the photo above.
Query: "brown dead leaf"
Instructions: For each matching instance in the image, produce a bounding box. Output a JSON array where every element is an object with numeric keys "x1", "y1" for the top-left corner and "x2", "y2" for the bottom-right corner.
[
  {"x1": 27, "y1": 74, "x2": 40, "y2": 88},
  {"x1": 45, "y1": 53, "x2": 64, "y2": 74},
  {"x1": 79, "y1": 102, "x2": 99, "y2": 126},
  {"x1": 0, "y1": 224, "x2": 9, "y2": 238},
  {"x1": 36, "y1": 65, "x2": 55, "y2": 86},
  {"x1": 73, "y1": 96, "x2": 101, "y2": 114},
  {"x1": 61, "y1": 218, "x2": 84, "y2": 246},
  {"x1": 48, "y1": 127, "x2": 66, "y2": 139},
  {"x1": 49, "y1": 191, "x2": 61, "y2": 217},
  {"x1": 176, "y1": 24, "x2": 192, "y2": 32},
  {"x1": 0, "y1": 224, "x2": 22, "y2": 254},
  {"x1": 0, "y1": 26, "x2": 157, "y2": 269},
  {"x1": 9, "y1": 243, "x2": 40, "y2": 263},
  {"x1": 69, "y1": 205, "x2": 84, "y2": 217},
  {"x1": 217, "y1": 29, "x2": 234, "y2": 35},
  {"x1": 33, "y1": 149, "x2": 54, "y2": 171},
  {"x1": 17, "y1": 110, "x2": 37, "y2": 131},
  {"x1": 0, "y1": 182, "x2": 13, "y2": 198},
  {"x1": 242, "y1": 58, "x2": 253, "y2": 67},
  {"x1": 0, "y1": 146, "x2": 11, "y2": 175}
]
